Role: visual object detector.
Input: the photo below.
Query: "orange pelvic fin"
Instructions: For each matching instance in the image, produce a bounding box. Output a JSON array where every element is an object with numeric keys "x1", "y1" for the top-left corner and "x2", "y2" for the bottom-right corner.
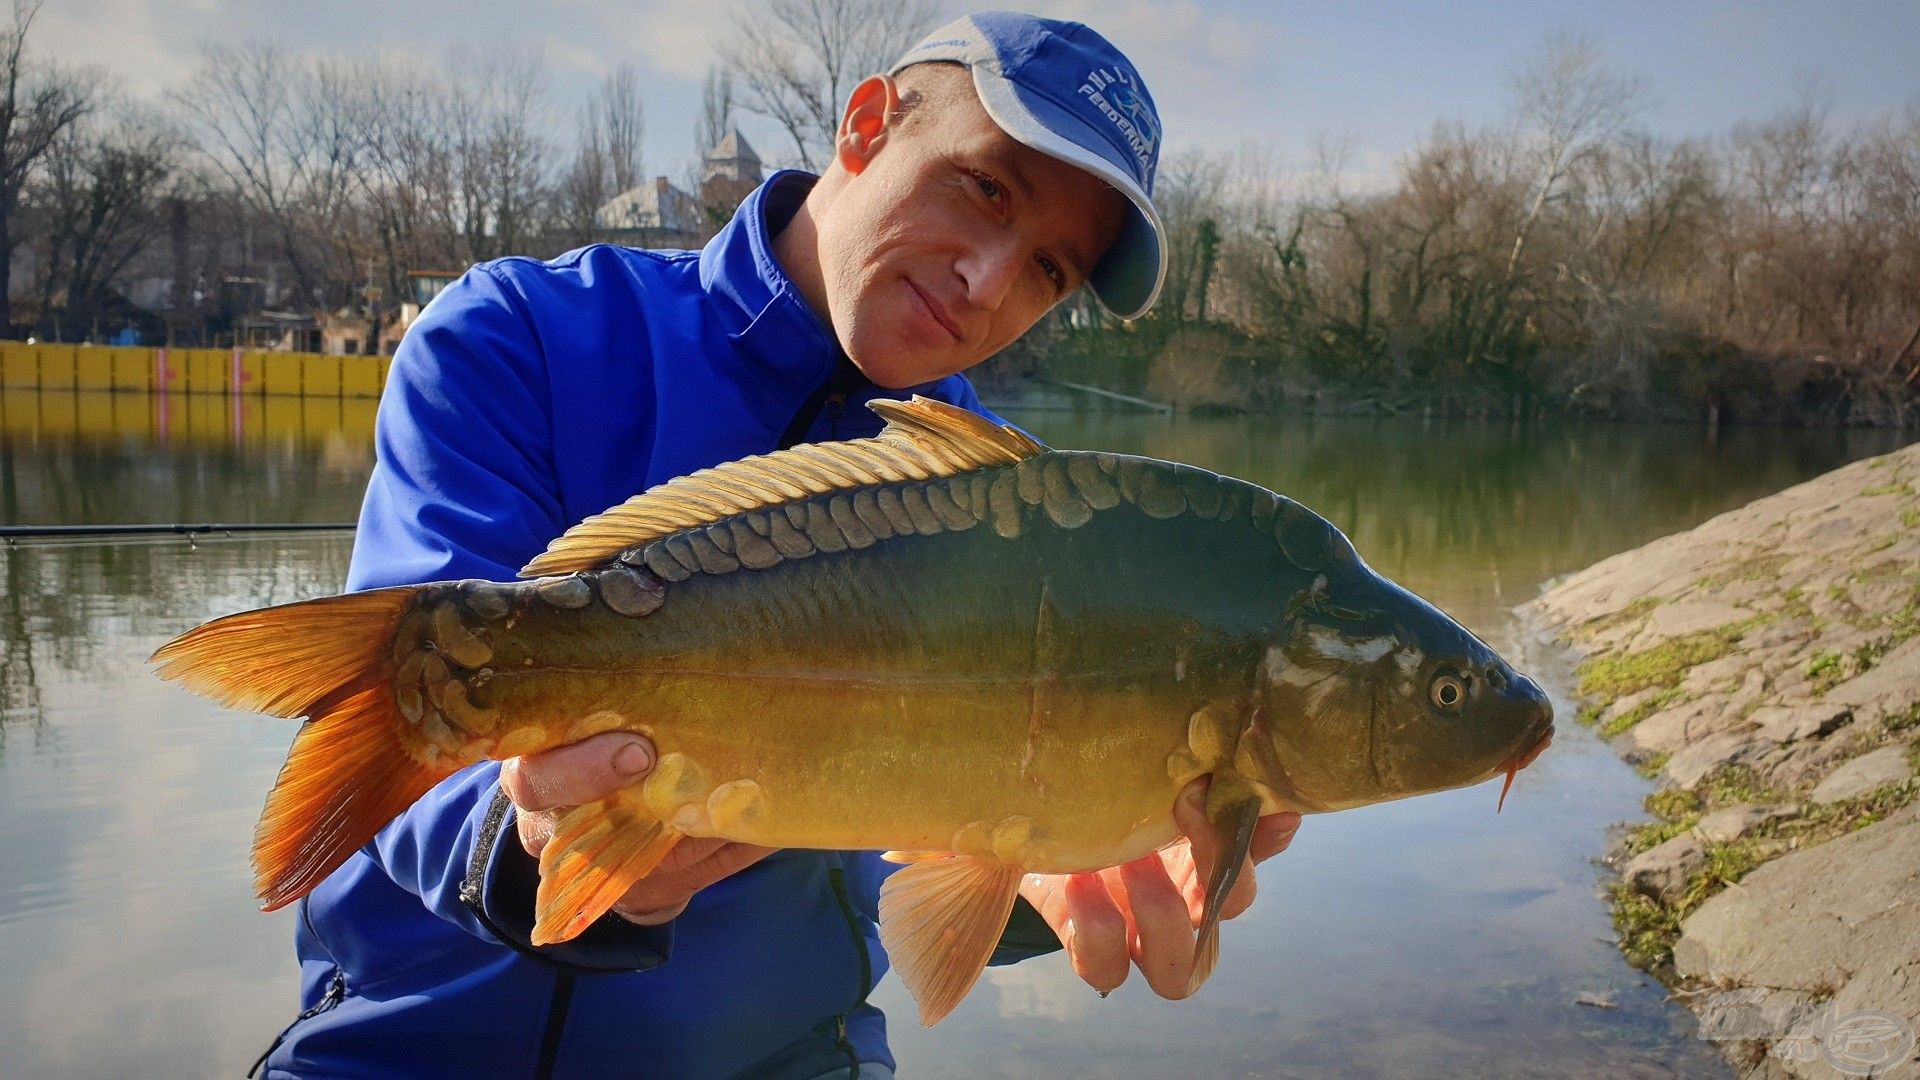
[
  {"x1": 878, "y1": 852, "x2": 1024, "y2": 1027},
  {"x1": 150, "y1": 586, "x2": 455, "y2": 909},
  {"x1": 1188, "y1": 787, "x2": 1263, "y2": 997},
  {"x1": 531, "y1": 797, "x2": 684, "y2": 946}
]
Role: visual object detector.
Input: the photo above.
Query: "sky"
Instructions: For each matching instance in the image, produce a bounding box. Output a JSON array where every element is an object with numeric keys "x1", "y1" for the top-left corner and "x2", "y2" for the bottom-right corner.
[{"x1": 36, "y1": 0, "x2": 1920, "y2": 192}]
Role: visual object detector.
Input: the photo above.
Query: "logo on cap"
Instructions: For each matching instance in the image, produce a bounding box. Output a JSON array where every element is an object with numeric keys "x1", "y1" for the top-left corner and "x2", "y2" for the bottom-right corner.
[{"x1": 1077, "y1": 67, "x2": 1157, "y2": 175}]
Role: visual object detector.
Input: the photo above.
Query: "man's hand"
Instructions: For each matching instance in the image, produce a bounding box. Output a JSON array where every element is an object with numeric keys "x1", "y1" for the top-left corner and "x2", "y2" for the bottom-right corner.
[
  {"x1": 1018, "y1": 778, "x2": 1301, "y2": 999},
  {"x1": 499, "y1": 732, "x2": 776, "y2": 926}
]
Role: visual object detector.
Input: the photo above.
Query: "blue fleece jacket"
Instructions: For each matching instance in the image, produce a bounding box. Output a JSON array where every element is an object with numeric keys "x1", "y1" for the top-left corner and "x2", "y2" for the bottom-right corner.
[{"x1": 260, "y1": 172, "x2": 1057, "y2": 1080}]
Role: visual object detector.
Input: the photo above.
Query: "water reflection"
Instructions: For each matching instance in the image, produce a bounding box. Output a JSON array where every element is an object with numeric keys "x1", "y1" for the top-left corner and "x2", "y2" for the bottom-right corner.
[{"x1": 1, "y1": 388, "x2": 1908, "y2": 1077}]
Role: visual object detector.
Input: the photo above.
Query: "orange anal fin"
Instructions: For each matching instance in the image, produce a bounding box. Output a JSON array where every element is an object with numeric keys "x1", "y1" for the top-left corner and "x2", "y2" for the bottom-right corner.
[
  {"x1": 531, "y1": 797, "x2": 683, "y2": 947},
  {"x1": 1187, "y1": 787, "x2": 1263, "y2": 997},
  {"x1": 878, "y1": 852, "x2": 1024, "y2": 1027}
]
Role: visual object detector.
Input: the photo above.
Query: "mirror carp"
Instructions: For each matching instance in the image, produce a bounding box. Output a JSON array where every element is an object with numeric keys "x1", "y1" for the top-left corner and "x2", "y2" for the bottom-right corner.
[{"x1": 152, "y1": 396, "x2": 1553, "y2": 1026}]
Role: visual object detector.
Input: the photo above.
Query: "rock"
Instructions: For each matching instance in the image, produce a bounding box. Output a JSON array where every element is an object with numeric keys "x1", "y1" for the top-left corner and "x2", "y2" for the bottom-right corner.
[
  {"x1": 1725, "y1": 666, "x2": 1771, "y2": 715},
  {"x1": 1684, "y1": 651, "x2": 1756, "y2": 694},
  {"x1": 1619, "y1": 699, "x2": 1705, "y2": 754},
  {"x1": 1674, "y1": 803, "x2": 1920, "y2": 992},
  {"x1": 1694, "y1": 803, "x2": 1799, "y2": 844},
  {"x1": 1665, "y1": 729, "x2": 1768, "y2": 788},
  {"x1": 1753, "y1": 702, "x2": 1853, "y2": 744},
  {"x1": 1619, "y1": 696, "x2": 1750, "y2": 756},
  {"x1": 1759, "y1": 736, "x2": 1865, "y2": 793},
  {"x1": 1595, "y1": 685, "x2": 1666, "y2": 729},
  {"x1": 1574, "y1": 990, "x2": 1619, "y2": 1010},
  {"x1": 1691, "y1": 985, "x2": 1822, "y2": 1046},
  {"x1": 1809, "y1": 745, "x2": 1915, "y2": 804},
  {"x1": 1627, "y1": 599, "x2": 1755, "y2": 651},
  {"x1": 1622, "y1": 833, "x2": 1707, "y2": 905},
  {"x1": 1827, "y1": 636, "x2": 1920, "y2": 713}
]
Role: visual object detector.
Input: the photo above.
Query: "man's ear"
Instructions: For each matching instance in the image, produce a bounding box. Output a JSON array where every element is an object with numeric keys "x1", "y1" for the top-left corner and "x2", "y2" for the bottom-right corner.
[{"x1": 835, "y1": 74, "x2": 901, "y2": 175}]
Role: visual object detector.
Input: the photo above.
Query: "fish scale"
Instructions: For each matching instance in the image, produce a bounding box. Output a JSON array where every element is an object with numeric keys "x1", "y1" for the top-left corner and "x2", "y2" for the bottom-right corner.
[{"x1": 150, "y1": 396, "x2": 1553, "y2": 1028}]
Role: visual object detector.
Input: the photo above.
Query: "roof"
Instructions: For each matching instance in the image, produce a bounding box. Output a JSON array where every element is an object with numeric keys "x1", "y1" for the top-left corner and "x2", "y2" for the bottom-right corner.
[
  {"x1": 595, "y1": 177, "x2": 702, "y2": 233},
  {"x1": 707, "y1": 128, "x2": 759, "y2": 164}
]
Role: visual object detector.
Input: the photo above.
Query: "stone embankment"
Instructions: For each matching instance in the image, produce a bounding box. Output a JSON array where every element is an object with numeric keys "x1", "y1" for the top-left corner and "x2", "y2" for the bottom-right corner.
[{"x1": 1523, "y1": 441, "x2": 1920, "y2": 1080}]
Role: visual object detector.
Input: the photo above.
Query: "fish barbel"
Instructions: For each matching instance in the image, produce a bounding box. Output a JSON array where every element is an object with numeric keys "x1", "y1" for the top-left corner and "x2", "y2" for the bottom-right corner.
[{"x1": 152, "y1": 397, "x2": 1553, "y2": 1025}]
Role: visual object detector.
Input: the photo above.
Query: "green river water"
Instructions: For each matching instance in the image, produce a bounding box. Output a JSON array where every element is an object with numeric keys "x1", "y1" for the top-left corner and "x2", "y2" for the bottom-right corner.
[{"x1": 0, "y1": 388, "x2": 1909, "y2": 1078}]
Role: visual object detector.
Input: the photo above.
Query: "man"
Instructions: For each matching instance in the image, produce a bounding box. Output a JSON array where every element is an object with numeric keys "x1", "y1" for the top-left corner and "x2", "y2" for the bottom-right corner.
[{"x1": 257, "y1": 13, "x2": 1301, "y2": 1079}]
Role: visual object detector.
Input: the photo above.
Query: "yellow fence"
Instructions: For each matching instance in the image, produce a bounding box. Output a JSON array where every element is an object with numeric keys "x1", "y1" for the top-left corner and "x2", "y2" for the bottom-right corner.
[
  {"x1": 0, "y1": 342, "x2": 391, "y2": 398},
  {"x1": 0, "y1": 388, "x2": 380, "y2": 446}
]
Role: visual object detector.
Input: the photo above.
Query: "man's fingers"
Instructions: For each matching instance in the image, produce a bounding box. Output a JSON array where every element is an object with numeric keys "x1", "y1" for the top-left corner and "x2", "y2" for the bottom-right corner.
[
  {"x1": 1060, "y1": 872, "x2": 1129, "y2": 995},
  {"x1": 499, "y1": 732, "x2": 655, "y2": 813},
  {"x1": 1251, "y1": 812, "x2": 1303, "y2": 863},
  {"x1": 516, "y1": 807, "x2": 557, "y2": 859},
  {"x1": 1117, "y1": 855, "x2": 1197, "y2": 999},
  {"x1": 610, "y1": 841, "x2": 776, "y2": 924}
]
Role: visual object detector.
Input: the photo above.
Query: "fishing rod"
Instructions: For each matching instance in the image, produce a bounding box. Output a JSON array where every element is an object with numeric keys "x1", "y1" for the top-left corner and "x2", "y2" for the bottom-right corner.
[{"x1": 1, "y1": 522, "x2": 356, "y2": 546}]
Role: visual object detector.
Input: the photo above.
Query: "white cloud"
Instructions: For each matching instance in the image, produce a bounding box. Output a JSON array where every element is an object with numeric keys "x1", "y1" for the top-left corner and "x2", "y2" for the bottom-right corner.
[
  {"x1": 557, "y1": 0, "x2": 740, "y2": 79},
  {"x1": 35, "y1": 0, "x2": 199, "y2": 98}
]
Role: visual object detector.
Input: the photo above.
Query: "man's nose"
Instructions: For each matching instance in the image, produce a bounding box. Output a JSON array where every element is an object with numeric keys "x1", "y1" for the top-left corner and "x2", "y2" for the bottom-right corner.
[{"x1": 956, "y1": 233, "x2": 1024, "y2": 312}]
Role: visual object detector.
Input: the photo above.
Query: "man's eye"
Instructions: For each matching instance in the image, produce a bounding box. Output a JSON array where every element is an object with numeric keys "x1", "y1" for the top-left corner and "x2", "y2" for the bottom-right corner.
[
  {"x1": 971, "y1": 171, "x2": 1003, "y2": 201},
  {"x1": 1038, "y1": 255, "x2": 1065, "y2": 291}
]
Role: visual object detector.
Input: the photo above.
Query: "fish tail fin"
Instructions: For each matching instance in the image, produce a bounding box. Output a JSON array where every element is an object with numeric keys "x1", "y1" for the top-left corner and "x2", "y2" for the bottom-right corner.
[
  {"x1": 532, "y1": 796, "x2": 685, "y2": 946},
  {"x1": 151, "y1": 586, "x2": 456, "y2": 909}
]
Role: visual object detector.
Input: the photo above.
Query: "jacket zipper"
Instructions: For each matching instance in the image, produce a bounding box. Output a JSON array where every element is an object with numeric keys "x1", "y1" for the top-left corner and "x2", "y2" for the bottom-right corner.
[
  {"x1": 824, "y1": 861, "x2": 873, "y2": 1079},
  {"x1": 247, "y1": 970, "x2": 346, "y2": 1078},
  {"x1": 533, "y1": 970, "x2": 578, "y2": 1080}
]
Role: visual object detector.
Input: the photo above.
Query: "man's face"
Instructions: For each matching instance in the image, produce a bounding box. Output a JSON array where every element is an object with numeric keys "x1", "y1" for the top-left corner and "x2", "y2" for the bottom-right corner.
[{"x1": 810, "y1": 72, "x2": 1130, "y2": 389}]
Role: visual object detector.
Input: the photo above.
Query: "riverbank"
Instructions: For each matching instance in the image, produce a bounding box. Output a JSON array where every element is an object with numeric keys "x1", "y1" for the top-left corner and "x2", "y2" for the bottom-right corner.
[{"x1": 1522, "y1": 443, "x2": 1920, "y2": 1078}]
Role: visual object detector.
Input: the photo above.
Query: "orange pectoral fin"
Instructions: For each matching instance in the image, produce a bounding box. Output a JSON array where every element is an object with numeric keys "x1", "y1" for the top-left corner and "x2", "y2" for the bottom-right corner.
[
  {"x1": 531, "y1": 796, "x2": 684, "y2": 947},
  {"x1": 878, "y1": 853, "x2": 1024, "y2": 1027}
]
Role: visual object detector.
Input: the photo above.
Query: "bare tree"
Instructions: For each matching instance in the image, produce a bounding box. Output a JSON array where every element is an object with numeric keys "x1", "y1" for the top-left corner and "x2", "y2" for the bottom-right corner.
[
  {"x1": 1504, "y1": 30, "x2": 1644, "y2": 288},
  {"x1": 562, "y1": 64, "x2": 645, "y2": 242},
  {"x1": 29, "y1": 102, "x2": 178, "y2": 337},
  {"x1": 442, "y1": 45, "x2": 553, "y2": 263},
  {"x1": 0, "y1": 0, "x2": 94, "y2": 335},
  {"x1": 1153, "y1": 150, "x2": 1230, "y2": 325},
  {"x1": 172, "y1": 41, "x2": 334, "y2": 307},
  {"x1": 718, "y1": 0, "x2": 939, "y2": 170},
  {"x1": 694, "y1": 65, "x2": 735, "y2": 160}
]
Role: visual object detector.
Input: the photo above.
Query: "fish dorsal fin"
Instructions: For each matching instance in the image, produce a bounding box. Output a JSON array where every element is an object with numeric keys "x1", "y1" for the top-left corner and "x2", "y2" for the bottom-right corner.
[{"x1": 520, "y1": 396, "x2": 1044, "y2": 577}]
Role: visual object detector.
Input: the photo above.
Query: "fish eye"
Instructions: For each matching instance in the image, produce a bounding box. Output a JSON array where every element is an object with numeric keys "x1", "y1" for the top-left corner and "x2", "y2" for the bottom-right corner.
[{"x1": 1429, "y1": 670, "x2": 1469, "y2": 712}]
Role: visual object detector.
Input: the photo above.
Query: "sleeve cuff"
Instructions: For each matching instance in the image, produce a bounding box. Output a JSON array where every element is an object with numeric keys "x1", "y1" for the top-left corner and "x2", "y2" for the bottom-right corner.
[
  {"x1": 989, "y1": 894, "x2": 1064, "y2": 966},
  {"x1": 457, "y1": 786, "x2": 676, "y2": 973}
]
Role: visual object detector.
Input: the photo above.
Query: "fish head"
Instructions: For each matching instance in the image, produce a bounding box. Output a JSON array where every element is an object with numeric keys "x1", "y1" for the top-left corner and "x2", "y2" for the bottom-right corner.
[{"x1": 1255, "y1": 521, "x2": 1553, "y2": 812}]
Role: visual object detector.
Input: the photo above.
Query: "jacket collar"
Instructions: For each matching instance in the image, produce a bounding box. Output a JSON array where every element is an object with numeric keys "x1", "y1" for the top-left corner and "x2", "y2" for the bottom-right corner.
[{"x1": 697, "y1": 170, "x2": 843, "y2": 406}]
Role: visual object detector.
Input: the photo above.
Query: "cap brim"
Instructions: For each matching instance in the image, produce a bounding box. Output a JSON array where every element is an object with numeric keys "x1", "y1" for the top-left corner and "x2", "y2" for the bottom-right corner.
[{"x1": 968, "y1": 68, "x2": 1165, "y2": 320}]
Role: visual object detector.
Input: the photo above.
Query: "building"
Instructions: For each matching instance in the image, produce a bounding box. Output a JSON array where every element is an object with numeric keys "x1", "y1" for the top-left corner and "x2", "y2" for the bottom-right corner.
[
  {"x1": 699, "y1": 128, "x2": 764, "y2": 228},
  {"x1": 373, "y1": 270, "x2": 463, "y2": 354},
  {"x1": 595, "y1": 177, "x2": 705, "y2": 249}
]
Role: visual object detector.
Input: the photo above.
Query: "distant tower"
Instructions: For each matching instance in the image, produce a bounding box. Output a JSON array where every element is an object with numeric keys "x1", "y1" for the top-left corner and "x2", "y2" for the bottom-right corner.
[{"x1": 699, "y1": 128, "x2": 763, "y2": 227}]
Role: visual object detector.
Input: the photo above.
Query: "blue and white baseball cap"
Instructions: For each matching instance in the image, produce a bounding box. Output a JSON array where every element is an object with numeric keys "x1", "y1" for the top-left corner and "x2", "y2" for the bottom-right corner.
[{"x1": 891, "y1": 12, "x2": 1166, "y2": 319}]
